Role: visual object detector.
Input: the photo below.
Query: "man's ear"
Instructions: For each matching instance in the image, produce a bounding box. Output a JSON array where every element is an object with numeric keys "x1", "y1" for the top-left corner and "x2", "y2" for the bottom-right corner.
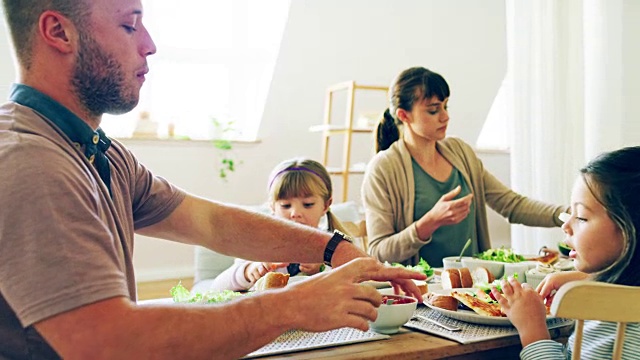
[
  {"x1": 38, "y1": 10, "x2": 76, "y2": 54},
  {"x1": 396, "y1": 108, "x2": 410, "y2": 124}
]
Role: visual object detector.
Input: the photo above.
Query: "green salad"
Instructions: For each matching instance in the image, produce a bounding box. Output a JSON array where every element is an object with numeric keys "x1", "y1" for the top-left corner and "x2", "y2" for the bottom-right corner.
[
  {"x1": 170, "y1": 283, "x2": 246, "y2": 304},
  {"x1": 474, "y1": 247, "x2": 525, "y2": 263},
  {"x1": 385, "y1": 257, "x2": 434, "y2": 277}
]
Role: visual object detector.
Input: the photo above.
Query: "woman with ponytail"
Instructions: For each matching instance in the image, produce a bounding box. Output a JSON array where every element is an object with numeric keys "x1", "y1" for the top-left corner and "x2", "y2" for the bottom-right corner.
[{"x1": 362, "y1": 66, "x2": 567, "y2": 267}]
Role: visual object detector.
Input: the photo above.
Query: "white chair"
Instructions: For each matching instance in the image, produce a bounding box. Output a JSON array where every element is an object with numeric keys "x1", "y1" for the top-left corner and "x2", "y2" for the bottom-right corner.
[{"x1": 550, "y1": 280, "x2": 640, "y2": 360}]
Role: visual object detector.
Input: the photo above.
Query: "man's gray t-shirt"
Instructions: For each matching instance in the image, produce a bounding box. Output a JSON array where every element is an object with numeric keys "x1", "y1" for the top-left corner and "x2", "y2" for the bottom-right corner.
[{"x1": 0, "y1": 101, "x2": 186, "y2": 358}]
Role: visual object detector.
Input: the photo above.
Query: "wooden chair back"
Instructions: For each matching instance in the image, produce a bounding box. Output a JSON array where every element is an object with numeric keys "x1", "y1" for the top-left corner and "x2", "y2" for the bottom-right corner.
[
  {"x1": 550, "y1": 280, "x2": 640, "y2": 360},
  {"x1": 342, "y1": 220, "x2": 368, "y2": 253}
]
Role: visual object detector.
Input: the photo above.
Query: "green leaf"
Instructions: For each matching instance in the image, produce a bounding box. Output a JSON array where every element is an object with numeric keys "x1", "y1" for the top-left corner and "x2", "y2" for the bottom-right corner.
[
  {"x1": 386, "y1": 257, "x2": 434, "y2": 277},
  {"x1": 170, "y1": 282, "x2": 246, "y2": 304}
]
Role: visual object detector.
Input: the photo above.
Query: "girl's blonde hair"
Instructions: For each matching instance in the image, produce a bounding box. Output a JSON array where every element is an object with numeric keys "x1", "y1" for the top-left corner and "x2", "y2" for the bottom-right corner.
[{"x1": 267, "y1": 158, "x2": 349, "y2": 234}]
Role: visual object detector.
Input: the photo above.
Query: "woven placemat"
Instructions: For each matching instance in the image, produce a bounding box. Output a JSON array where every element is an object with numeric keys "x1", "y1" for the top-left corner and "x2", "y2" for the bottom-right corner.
[
  {"x1": 243, "y1": 328, "x2": 389, "y2": 358},
  {"x1": 404, "y1": 306, "x2": 575, "y2": 344}
]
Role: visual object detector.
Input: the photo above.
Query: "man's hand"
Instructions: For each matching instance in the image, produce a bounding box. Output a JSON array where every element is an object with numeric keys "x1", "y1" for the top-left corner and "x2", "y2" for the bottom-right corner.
[{"x1": 281, "y1": 258, "x2": 426, "y2": 332}]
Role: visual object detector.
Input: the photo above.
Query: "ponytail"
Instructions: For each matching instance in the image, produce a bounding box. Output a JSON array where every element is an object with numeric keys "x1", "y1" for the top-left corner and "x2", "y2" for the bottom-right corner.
[
  {"x1": 375, "y1": 108, "x2": 400, "y2": 153},
  {"x1": 326, "y1": 211, "x2": 350, "y2": 235}
]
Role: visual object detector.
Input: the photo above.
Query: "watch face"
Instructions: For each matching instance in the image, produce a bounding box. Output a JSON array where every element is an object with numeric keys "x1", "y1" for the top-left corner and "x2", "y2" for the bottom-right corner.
[{"x1": 335, "y1": 230, "x2": 354, "y2": 242}]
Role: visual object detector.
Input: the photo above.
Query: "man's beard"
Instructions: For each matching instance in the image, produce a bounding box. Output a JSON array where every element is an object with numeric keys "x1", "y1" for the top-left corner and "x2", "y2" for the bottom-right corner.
[{"x1": 71, "y1": 33, "x2": 139, "y2": 117}]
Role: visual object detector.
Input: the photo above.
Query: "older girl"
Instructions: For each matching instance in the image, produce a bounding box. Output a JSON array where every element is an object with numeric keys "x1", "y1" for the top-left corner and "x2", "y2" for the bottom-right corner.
[
  {"x1": 494, "y1": 146, "x2": 640, "y2": 359},
  {"x1": 210, "y1": 158, "x2": 351, "y2": 291}
]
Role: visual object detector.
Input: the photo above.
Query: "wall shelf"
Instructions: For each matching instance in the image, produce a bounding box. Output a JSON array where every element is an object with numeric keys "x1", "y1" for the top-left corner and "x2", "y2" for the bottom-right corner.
[{"x1": 311, "y1": 81, "x2": 388, "y2": 202}]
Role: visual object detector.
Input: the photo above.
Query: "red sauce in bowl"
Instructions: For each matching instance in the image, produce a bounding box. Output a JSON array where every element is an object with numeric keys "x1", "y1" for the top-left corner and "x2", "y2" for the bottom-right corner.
[{"x1": 381, "y1": 295, "x2": 416, "y2": 305}]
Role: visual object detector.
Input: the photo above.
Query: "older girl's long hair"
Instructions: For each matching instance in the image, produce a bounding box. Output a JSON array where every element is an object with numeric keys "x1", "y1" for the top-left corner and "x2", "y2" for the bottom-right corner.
[
  {"x1": 582, "y1": 146, "x2": 640, "y2": 286},
  {"x1": 267, "y1": 158, "x2": 349, "y2": 234}
]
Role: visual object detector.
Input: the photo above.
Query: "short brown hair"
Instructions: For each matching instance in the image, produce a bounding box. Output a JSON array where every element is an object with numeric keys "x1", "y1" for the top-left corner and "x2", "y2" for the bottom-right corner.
[{"x1": 2, "y1": 0, "x2": 90, "y2": 69}]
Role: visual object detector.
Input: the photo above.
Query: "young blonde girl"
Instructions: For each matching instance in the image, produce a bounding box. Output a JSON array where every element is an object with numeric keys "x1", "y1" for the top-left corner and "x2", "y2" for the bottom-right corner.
[
  {"x1": 492, "y1": 146, "x2": 640, "y2": 359},
  {"x1": 210, "y1": 158, "x2": 350, "y2": 291}
]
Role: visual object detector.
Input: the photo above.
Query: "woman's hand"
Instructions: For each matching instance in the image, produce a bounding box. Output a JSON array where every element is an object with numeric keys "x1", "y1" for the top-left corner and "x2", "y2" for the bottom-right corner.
[
  {"x1": 416, "y1": 186, "x2": 473, "y2": 239},
  {"x1": 299, "y1": 263, "x2": 324, "y2": 275},
  {"x1": 536, "y1": 271, "x2": 589, "y2": 305},
  {"x1": 492, "y1": 277, "x2": 550, "y2": 347},
  {"x1": 244, "y1": 262, "x2": 288, "y2": 282}
]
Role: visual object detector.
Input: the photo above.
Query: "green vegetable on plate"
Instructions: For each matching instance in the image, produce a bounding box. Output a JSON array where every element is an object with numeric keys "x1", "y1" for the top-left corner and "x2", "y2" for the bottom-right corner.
[
  {"x1": 474, "y1": 247, "x2": 525, "y2": 263},
  {"x1": 170, "y1": 282, "x2": 246, "y2": 304},
  {"x1": 385, "y1": 257, "x2": 434, "y2": 277}
]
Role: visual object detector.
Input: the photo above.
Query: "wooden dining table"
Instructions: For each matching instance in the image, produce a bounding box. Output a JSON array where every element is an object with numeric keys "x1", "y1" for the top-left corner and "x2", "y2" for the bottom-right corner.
[{"x1": 256, "y1": 324, "x2": 573, "y2": 360}]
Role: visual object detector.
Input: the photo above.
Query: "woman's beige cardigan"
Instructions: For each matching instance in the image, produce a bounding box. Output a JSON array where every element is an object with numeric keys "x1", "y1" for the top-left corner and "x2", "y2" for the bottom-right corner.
[{"x1": 361, "y1": 137, "x2": 565, "y2": 265}]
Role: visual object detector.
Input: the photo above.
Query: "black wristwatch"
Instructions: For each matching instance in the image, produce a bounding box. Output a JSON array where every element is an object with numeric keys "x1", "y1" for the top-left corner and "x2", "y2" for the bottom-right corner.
[{"x1": 323, "y1": 230, "x2": 353, "y2": 266}]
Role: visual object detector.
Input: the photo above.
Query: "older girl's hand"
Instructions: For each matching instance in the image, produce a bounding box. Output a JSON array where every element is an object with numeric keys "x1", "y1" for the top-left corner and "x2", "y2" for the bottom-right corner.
[{"x1": 492, "y1": 277, "x2": 550, "y2": 347}]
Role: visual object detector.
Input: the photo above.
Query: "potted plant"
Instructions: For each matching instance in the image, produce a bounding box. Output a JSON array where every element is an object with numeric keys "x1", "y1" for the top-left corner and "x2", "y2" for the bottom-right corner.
[{"x1": 211, "y1": 117, "x2": 241, "y2": 180}]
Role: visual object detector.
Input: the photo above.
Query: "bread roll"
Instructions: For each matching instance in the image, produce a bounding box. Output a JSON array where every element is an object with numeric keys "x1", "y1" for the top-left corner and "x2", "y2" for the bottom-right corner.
[
  {"x1": 427, "y1": 294, "x2": 459, "y2": 311},
  {"x1": 459, "y1": 267, "x2": 474, "y2": 288},
  {"x1": 471, "y1": 266, "x2": 495, "y2": 285},
  {"x1": 441, "y1": 268, "x2": 462, "y2": 289},
  {"x1": 414, "y1": 281, "x2": 428, "y2": 295},
  {"x1": 254, "y1": 272, "x2": 290, "y2": 291}
]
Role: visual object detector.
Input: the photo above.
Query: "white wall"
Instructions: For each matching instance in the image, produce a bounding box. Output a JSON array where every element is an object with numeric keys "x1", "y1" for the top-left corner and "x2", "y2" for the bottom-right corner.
[
  {"x1": 127, "y1": 0, "x2": 510, "y2": 281},
  {"x1": 1, "y1": 1, "x2": 511, "y2": 281},
  {"x1": 623, "y1": 0, "x2": 640, "y2": 145}
]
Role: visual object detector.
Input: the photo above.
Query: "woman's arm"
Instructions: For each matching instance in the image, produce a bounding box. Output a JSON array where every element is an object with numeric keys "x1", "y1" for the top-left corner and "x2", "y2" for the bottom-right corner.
[
  {"x1": 362, "y1": 164, "x2": 426, "y2": 263},
  {"x1": 482, "y1": 170, "x2": 566, "y2": 227}
]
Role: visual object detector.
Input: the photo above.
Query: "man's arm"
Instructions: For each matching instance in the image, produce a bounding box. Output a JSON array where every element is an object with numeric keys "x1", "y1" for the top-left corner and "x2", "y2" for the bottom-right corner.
[
  {"x1": 137, "y1": 194, "x2": 366, "y2": 266},
  {"x1": 138, "y1": 194, "x2": 423, "y2": 298},
  {"x1": 35, "y1": 258, "x2": 424, "y2": 359}
]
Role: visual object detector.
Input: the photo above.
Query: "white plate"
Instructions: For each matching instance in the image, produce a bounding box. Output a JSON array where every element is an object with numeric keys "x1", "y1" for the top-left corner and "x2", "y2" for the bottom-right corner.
[
  {"x1": 425, "y1": 288, "x2": 552, "y2": 326},
  {"x1": 287, "y1": 275, "x2": 310, "y2": 284}
]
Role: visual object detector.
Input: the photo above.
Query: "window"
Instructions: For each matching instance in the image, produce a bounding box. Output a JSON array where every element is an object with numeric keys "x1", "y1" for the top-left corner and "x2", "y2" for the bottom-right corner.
[
  {"x1": 101, "y1": 0, "x2": 291, "y2": 141},
  {"x1": 476, "y1": 76, "x2": 510, "y2": 151}
]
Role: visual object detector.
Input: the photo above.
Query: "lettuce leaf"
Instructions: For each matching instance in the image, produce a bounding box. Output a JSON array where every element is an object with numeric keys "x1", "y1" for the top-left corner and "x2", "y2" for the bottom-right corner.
[
  {"x1": 386, "y1": 257, "x2": 434, "y2": 277},
  {"x1": 474, "y1": 247, "x2": 525, "y2": 263},
  {"x1": 170, "y1": 283, "x2": 246, "y2": 304}
]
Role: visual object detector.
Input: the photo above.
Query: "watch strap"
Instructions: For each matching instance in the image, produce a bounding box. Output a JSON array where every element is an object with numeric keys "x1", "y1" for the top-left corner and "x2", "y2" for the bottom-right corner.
[{"x1": 323, "y1": 230, "x2": 352, "y2": 266}]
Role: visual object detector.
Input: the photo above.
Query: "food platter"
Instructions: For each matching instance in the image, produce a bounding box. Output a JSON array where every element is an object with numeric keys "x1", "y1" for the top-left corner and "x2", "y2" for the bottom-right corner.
[{"x1": 425, "y1": 288, "x2": 552, "y2": 326}]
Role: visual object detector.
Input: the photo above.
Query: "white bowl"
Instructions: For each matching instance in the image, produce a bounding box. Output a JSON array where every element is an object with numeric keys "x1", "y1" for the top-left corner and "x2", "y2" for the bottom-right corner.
[
  {"x1": 525, "y1": 268, "x2": 553, "y2": 289},
  {"x1": 369, "y1": 294, "x2": 417, "y2": 334},
  {"x1": 504, "y1": 262, "x2": 536, "y2": 283},
  {"x1": 442, "y1": 256, "x2": 465, "y2": 269}
]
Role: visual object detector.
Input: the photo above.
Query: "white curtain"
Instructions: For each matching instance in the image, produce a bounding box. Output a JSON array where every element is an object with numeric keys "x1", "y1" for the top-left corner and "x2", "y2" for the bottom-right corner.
[{"x1": 507, "y1": 0, "x2": 625, "y2": 254}]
